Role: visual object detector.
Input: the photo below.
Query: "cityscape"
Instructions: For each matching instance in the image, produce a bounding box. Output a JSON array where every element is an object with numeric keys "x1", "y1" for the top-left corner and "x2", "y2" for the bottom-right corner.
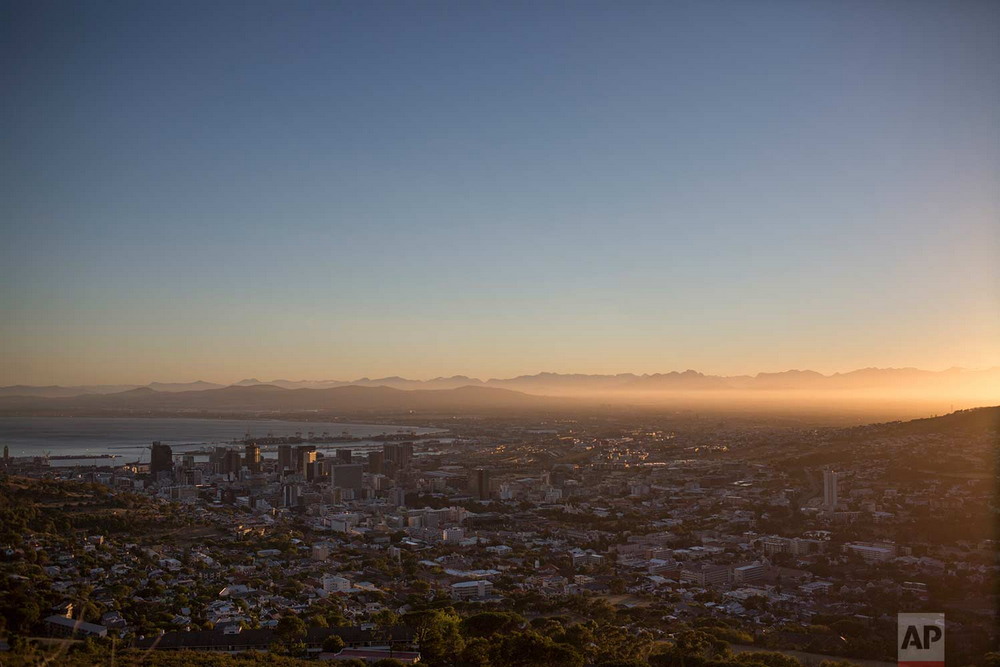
[
  {"x1": 0, "y1": 400, "x2": 996, "y2": 665},
  {"x1": 2, "y1": 0, "x2": 998, "y2": 665}
]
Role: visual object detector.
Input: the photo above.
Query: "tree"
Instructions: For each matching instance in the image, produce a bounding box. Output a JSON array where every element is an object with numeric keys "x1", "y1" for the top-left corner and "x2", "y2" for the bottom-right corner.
[
  {"x1": 490, "y1": 630, "x2": 584, "y2": 667},
  {"x1": 735, "y1": 652, "x2": 803, "y2": 667},
  {"x1": 461, "y1": 637, "x2": 493, "y2": 667},
  {"x1": 461, "y1": 611, "x2": 525, "y2": 639},
  {"x1": 273, "y1": 613, "x2": 307, "y2": 656},
  {"x1": 275, "y1": 613, "x2": 306, "y2": 641},
  {"x1": 322, "y1": 634, "x2": 346, "y2": 653},
  {"x1": 402, "y1": 608, "x2": 465, "y2": 665},
  {"x1": 592, "y1": 626, "x2": 653, "y2": 664}
]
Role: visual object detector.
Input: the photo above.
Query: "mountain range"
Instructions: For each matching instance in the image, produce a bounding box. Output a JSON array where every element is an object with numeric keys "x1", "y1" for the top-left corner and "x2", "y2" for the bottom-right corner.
[
  {"x1": 2, "y1": 367, "x2": 997, "y2": 398},
  {"x1": 0, "y1": 384, "x2": 560, "y2": 414}
]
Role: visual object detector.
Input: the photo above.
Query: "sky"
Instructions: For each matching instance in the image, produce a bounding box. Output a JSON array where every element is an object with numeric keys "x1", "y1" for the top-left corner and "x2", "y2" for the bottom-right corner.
[{"x1": 2, "y1": 0, "x2": 998, "y2": 385}]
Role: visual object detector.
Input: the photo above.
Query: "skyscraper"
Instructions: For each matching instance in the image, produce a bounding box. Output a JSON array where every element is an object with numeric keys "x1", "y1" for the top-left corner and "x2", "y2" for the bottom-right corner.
[
  {"x1": 150, "y1": 442, "x2": 173, "y2": 477},
  {"x1": 331, "y1": 464, "x2": 364, "y2": 490},
  {"x1": 367, "y1": 450, "x2": 384, "y2": 475},
  {"x1": 222, "y1": 449, "x2": 241, "y2": 476},
  {"x1": 384, "y1": 442, "x2": 414, "y2": 470},
  {"x1": 336, "y1": 448, "x2": 353, "y2": 464},
  {"x1": 244, "y1": 442, "x2": 261, "y2": 473},
  {"x1": 823, "y1": 469, "x2": 839, "y2": 509},
  {"x1": 278, "y1": 444, "x2": 293, "y2": 472},
  {"x1": 298, "y1": 446, "x2": 317, "y2": 473},
  {"x1": 282, "y1": 483, "x2": 300, "y2": 508},
  {"x1": 399, "y1": 442, "x2": 414, "y2": 468},
  {"x1": 470, "y1": 468, "x2": 491, "y2": 500}
]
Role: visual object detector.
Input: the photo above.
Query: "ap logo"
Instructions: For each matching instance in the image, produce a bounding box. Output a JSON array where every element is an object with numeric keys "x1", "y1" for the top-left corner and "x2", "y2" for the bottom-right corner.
[{"x1": 898, "y1": 613, "x2": 944, "y2": 667}]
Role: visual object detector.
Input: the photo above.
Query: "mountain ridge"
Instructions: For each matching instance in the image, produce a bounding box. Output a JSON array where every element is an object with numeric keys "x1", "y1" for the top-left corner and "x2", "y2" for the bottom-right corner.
[
  {"x1": 1, "y1": 366, "x2": 996, "y2": 399},
  {"x1": 0, "y1": 383, "x2": 559, "y2": 414}
]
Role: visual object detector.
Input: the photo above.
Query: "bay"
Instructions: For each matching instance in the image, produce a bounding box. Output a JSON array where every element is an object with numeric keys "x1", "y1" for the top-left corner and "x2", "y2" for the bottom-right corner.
[{"x1": 0, "y1": 417, "x2": 444, "y2": 465}]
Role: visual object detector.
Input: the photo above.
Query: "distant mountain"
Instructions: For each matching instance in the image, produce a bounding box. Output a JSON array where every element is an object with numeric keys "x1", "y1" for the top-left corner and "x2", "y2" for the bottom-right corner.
[
  {"x1": 737, "y1": 370, "x2": 827, "y2": 390},
  {"x1": 620, "y1": 370, "x2": 730, "y2": 391},
  {"x1": 235, "y1": 378, "x2": 351, "y2": 390},
  {"x1": 146, "y1": 381, "x2": 226, "y2": 392},
  {"x1": 0, "y1": 384, "x2": 136, "y2": 398},
  {"x1": 0, "y1": 380, "x2": 224, "y2": 397},
  {"x1": 484, "y1": 372, "x2": 640, "y2": 393},
  {"x1": 2, "y1": 367, "x2": 996, "y2": 401},
  {"x1": 0, "y1": 384, "x2": 560, "y2": 415},
  {"x1": 352, "y1": 376, "x2": 486, "y2": 390}
]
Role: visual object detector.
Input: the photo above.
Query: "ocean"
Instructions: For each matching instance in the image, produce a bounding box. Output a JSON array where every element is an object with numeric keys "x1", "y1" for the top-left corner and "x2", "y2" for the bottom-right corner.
[{"x1": 0, "y1": 417, "x2": 444, "y2": 466}]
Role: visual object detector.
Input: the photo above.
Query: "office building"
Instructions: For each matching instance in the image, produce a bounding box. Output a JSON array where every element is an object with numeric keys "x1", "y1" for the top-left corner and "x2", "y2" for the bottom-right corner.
[
  {"x1": 150, "y1": 442, "x2": 173, "y2": 477},
  {"x1": 823, "y1": 469, "x2": 839, "y2": 509},
  {"x1": 298, "y1": 445, "x2": 317, "y2": 473},
  {"x1": 331, "y1": 464, "x2": 364, "y2": 490},
  {"x1": 335, "y1": 448, "x2": 353, "y2": 464},
  {"x1": 470, "y1": 468, "x2": 491, "y2": 500},
  {"x1": 367, "y1": 450, "x2": 384, "y2": 475},
  {"x1": 306, "y1": 459, "x2": 326, "y2": 482},
  {"x1": 282, "y1": 483, "x2": 300, "y2": 508},
  {"x1": 221, "y1": 449, "x2": 241, "y2": 476},
  {"x1": 277, "y1": 444, "x2": 294, "y2": 472},
  {"x1": 244, "y1": 443, "x2": 261, "y2": 473},
  {"x1": 384, "y1": 442, "x2": 414, "y2": 469}
]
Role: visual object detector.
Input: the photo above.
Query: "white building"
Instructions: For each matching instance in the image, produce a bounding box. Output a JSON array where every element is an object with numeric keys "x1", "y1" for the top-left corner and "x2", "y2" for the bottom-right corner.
[
  {"x1": 450, "y1": 580, "x2": 493, "y2": 600},
  {"x1": 679, "y1": 564, "x2": 731, "y2": 587},
  {"x1": 323, "y1": 575, "x2": 352, "y2": 594},
  {"x1": 442, "y1": 528, "x2": 466, "y2": 544},
  {"x1": 570, "y1": 549, "x2": 604, "y2": 568},
  {"x1": 732, "y1": 562, "x2": 767, "y2": 583},
  {"x1": 844, "y1": 542, "x2": 896, "y2": 562}
]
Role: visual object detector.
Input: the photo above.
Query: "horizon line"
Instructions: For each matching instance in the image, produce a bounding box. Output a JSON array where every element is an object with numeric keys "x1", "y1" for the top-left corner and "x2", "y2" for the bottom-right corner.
[{"x1": 6, "y1": 364, "x2": 999, "y2": 388}]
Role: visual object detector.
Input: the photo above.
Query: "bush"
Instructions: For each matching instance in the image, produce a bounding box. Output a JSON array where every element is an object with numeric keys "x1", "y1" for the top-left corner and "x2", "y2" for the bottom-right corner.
[
  {"x1": 322, "y1": 634, "x2": 346, "y2": 653},
  {"x1": 734, "y1": 652, "x2": 803, "y2": 667}
]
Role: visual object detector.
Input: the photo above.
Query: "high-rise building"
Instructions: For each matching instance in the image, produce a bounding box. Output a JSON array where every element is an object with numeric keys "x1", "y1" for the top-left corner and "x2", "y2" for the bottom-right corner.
[
  {"x1": 331, "y1": 464, "x2": 364, "y2": 490},
  {"x1": 298, "y1": 446, "x2": 317, "y2": 473},
  {"x1": 383, "y1": 443, "x2": 399, "y2": 464},
  {"x1": 244, "y1": 443, "x2": 261, "y2": 473},
  {"x1": 823, "y1": 469, "x2": 839, "y2": 509},
  {"x1": 384, "y1": 442, "x2": 414, "y2": 469},
  {"x1": 388, "y1": 486, "x2": 406, "y2": 507},
  {"x1": 282, "y1": 483, "x2": 300, "y2": 508},
  {"x1": 306, "y1": 459, "x2": 328, "y2": 482},
  {"x1": 399, "y1": 442, "x2": 414, "y2": 467},
  {"x1": 150, "y1": 442, "x2": 173, "y2": 477},
  {"x1": 335, "y1": 448, "x2": 353, "y2": 464},
  {"x1": 470, "y1": 468, "x2": 491, "y2": 500},
  {"x1": 367, "y1": 450, "x2": 384, "y2": 475},
  {"x1": 278, "y1": 444, "x2": 293, "y2": 472},
  {"x1": 222, "y1": 449, "x2": 241, "y2": 476},
  {"x1": 209, "y1": 445, "x2": 230, "y2": 473}
]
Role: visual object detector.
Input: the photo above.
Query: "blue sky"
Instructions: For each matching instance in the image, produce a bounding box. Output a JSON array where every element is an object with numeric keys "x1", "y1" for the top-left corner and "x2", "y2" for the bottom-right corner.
[{"x1": 2, "y1": 0, "x2": 998, "y2": 384}]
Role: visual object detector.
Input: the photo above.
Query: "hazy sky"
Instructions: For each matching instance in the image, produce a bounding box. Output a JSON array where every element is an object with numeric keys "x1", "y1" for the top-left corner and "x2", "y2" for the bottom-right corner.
[{"x1": 2, "y1": 1, "x2": 998, "y2": 385}]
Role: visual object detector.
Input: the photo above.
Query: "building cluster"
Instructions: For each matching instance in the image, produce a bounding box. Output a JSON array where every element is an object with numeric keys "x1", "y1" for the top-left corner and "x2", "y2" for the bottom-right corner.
[{"x1": 3, "y1": 414, "x2": 995, "y2": 660}]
